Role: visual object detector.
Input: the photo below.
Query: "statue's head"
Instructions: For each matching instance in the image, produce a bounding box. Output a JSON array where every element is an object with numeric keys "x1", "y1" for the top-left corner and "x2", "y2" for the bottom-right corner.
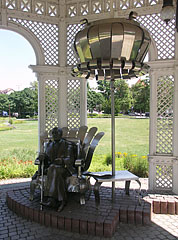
[{"x1": 51, "y1": 127, "x2": 63, "y2": 141}]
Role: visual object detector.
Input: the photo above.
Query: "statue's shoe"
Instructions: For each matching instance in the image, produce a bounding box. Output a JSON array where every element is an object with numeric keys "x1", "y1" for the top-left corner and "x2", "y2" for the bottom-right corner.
[
  {"x1": 57, "y1": 201, "x2": 66, "y2": 212},
  {"x1": 42, "y1": 198, "x2": 57, "y2": 208}
]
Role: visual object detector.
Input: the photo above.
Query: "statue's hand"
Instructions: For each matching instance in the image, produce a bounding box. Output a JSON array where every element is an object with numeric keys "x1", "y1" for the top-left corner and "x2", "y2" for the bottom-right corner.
[
  {"x1": 53, "y1": 158, "x2": 64, "y2": 165},
  {"x1": 34, "y1": 153, "x2": 46, "y2": 165}
]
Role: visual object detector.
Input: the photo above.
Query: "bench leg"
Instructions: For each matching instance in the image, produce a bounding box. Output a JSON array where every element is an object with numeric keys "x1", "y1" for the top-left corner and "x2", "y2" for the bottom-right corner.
[
  {"x1": 94, "y1": 181, "x2": 102, "y2": 207},
  {"x1": 135, "y1": 179, "x2": 142, "y2": 205},
  {"x1": 125, "y1": 180, "x2": 131, "y2": 195}
]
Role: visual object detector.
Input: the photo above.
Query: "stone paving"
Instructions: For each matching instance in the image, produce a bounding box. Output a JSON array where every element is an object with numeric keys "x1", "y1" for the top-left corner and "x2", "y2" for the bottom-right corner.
[{"x1": 0, "y1": 178, "x2": 178, "y2": 240}]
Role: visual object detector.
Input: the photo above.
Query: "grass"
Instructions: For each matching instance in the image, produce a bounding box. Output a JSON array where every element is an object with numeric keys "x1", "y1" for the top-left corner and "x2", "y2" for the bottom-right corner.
[
  {"x1": 0, "y1": 118, "x2": 149, "y2": 179},
  {"x1": 87, "y1": 118, "x2": 149, "y2": 156},
  {"x1": 0, "y1": 120, "x2": 38, "y2": 152}
]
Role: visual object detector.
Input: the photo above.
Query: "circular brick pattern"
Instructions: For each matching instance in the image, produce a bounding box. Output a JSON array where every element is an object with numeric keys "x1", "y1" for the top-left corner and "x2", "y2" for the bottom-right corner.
[{"x1": 6, "y1": 186, "x2": 151, "y2": 238}]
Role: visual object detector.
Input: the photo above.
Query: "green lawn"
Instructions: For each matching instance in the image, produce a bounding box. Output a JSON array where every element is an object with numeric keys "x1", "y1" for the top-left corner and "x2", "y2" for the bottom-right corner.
[
  {"x1": 0, "y1": 118, "x2": 149, "y2": 179},
  {"x1": 0, "y1": 118, "x2": 149, "y2": 156},
  {"x1": 0, "y1": 120, "x2": 38, "y2": 153},
  {"x1": 87, "y1": 118, "x2": 149, "y2": 156}
]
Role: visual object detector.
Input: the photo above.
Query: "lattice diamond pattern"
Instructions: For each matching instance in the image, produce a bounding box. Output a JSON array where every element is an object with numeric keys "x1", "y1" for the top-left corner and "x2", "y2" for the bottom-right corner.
[
  {"x1": 48, "y1": 3, "x2": 58, "y2": 17},
  {"x1": 67, "y1": 79, "x2": 80, "y2": 128},
  {"x1": 156, "y1": 75, "x2": 174, "y2": 154},
  {"x1": 104, "y1": 0, "x2": 111, "y2": 12},
  {"x1": 137, "y1": 14, "x2": 175, "y2": 59},
  {"x1": 119, "y1": 0, "x2": 129, "y2": 9},
  {"x1": 9, "y1": 18, "x2": 59, "y2": 65},
  {"x1": 20, "y1": 0, "x2": 31, "y2": 12},
  {"x1": 67, "y1": 4, "x2": 77, "y2": 17},
  {"x1": 149, "y1": 0, "x2": 159, "y2": 5},
  {"x1": 45, "y1": 79, "x2": 59, "y2": 132},
  {"x1": 134, "y1": 0, "x2": 144, "y2": 8},
  {"x1": 35, "y1": 1, "x2": 45, "y2": 15},
  {"x1": 5, "y1": 0, "x2": 16, "y2": 9},
  {"x1": 80, "y1": 2, "x2": 89, "y2": 15},
  {"x1": 155, "y1": 164, "x2": 173, "y2": 189},
  {"x1": 92, "y1": 0, "x2": 102, "y2": 13},
  {"x1": 67, "y1": 24, "x2": 83, "y2": 65}
]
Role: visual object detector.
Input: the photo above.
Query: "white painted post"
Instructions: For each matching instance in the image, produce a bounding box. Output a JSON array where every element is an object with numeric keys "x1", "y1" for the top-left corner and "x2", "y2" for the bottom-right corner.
[
  {"x1": 149, "y1": 69, "x2": 157, "y2": 156},
  {"x1": 172, "y1": 32, "x2": 178, "y2": 194},
  {"x1": 148, "y1": 68, "x2": 158, "y2": 190},
  {"x1": 59, "y1": 74, "x2": 68, "y2": 128},
  {"x1": 80, "y1": 78, "x2": 87, "y2": 127},
  {"x1": 58, "y1": 9, "x2": 68, "y2": 128},
  {"x1": 37, "y1": 74, "x2": 46, "y2": 152}
]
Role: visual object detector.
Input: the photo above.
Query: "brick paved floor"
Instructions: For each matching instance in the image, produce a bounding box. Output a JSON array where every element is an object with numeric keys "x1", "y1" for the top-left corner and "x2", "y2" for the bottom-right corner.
[{"x1": 0, "y1": 178, "x2": 178, "y2": 240}]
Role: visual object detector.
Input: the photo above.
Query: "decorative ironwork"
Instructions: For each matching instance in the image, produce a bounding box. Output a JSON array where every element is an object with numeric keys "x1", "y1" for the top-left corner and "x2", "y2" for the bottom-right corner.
[
  {"x1": 9, "y1": 18, "x2": 59, "y2": 65},
  {"x1": 156, "y1": 75, "x2": 174, "y2": 154},
  {"x1": 67, "y1": 79, "x2": 80, "y2": 129},
  {"x1": 45, "y1": 79, "x2": 59, "y2": 132}
]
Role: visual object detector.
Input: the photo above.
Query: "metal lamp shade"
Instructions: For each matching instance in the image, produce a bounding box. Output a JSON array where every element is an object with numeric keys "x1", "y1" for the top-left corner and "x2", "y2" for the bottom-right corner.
[{"x1": 72, "y1": 18, "x2": 151, "y2": 80}]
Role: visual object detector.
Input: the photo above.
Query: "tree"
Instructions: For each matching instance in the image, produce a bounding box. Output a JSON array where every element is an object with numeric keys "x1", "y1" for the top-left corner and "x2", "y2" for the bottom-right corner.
[
  {"x1": 87, "y1": 83, "x2": 104, "y2": 113},
  {"x1": 131, "y1": 77, "x2": 150, "y2": 113},
  {"x1": 114, "y1": 79, "x2": 132, "y2": 114},
  {"x1": 0, "y1": 94, "x2": 10, "y2": 113},
  {"x1": 8, "y1": 84, "x2": 38, "y2": 118},
  {"x1": 97, "y1": 79, "x2": 131, "y2": 114}
]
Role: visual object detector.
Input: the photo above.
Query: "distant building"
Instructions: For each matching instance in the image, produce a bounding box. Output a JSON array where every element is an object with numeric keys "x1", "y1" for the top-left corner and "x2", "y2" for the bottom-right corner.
[{"x1": 0, "y1": 88, "x2": 15, "y2": 95}]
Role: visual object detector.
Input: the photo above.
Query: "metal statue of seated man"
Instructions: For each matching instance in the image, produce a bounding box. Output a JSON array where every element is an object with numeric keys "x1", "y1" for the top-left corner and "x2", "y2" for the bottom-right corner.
[{"x1": 31, "y1": 127, "x2": 77, "y2": 212}]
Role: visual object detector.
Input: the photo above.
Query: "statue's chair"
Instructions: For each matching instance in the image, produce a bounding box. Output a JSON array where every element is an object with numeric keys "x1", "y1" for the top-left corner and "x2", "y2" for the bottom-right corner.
[{"x1": 29, "y1": 126, "x2": 104, "y2": 207}]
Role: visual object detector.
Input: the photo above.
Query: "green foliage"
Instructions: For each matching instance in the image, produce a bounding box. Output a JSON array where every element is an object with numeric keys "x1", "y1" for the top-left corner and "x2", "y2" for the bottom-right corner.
[
  {"x1": 0, "y1": 81, "x2": 38, "y2": 118},
  {"x1": 103, "y1": 152, "x2": 148, "y2": 178},
  {"x1": 96, "y1": 79, "x2": 132, "y2": 114},
  {"x1": 0, "y1": 94, "x2": 10, "y2": 113},
  {"x1": 8, "y1": 118, "x2": 13, "y2": 125},
  {"x1": 87, "y1": 84, "x2": 105, "y2": 113},
  {"x1": 105, "y1": 154, "x2": 112, "y2": 165},
  {"x1": 131, "y1": 77, "x2": 150, "y2": 113},
  {"x1": 0, "y1": 148, "x2": 37, "y2": 179},
  {"x1": 123, "y1": 154, "x2": 148, "y2": 177}
]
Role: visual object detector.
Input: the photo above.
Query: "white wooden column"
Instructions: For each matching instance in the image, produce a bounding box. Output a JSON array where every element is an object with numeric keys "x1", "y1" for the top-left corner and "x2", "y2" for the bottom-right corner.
[
  {"x1": 149, "y1": 69, "x2": 157, "y2": 156},
  {"x1": 148, "y1": 68, "x2": 158, "y2": 190},
  {"x1": 58, "y1": 5, "x2": 68, "y2": 127},
  {"x1": 172, "y1": 31, "x2": 178, "y2": 194},
  {"x1": 58, "y1": 73, "x2": 68, "y2": 128},
  {"x1": 37, "y1": 73, "x2": 46, "y2": 151},
  {"x1": 80, "y1": 78, "x2": 87, "y2": 126}
]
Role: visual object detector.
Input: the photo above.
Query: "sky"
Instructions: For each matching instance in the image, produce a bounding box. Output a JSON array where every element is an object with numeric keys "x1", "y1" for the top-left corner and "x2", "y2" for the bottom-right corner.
[{"x1": 0, "y1": 29, "x2": 36, "y2": 91}]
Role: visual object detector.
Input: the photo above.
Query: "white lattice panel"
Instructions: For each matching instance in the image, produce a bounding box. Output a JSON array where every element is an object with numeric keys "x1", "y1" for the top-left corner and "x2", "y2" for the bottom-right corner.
[
  {"x1": 4, "y1": 0, "x2": 58, "y2": 17},
  {"x1": 45, "y1": 79, "x2": 59, "y2": 132},
  {"x1": 67, "y1": 79, "x2": 80, "y2": 128},
  {"x1": 9, "y1": 17, "x2": 59, "y2": 65},
  {"x1": 67, "y1": 24, "x2": 83, "y2": 66},
  {"x1": 155, "y1": 164, "x2": 173, "y2": 190},
  {"x1": 137, "y1": 14, "x2": 175, "y2": 59},
  {"x1": 156, "y1": 76, "x2": 174, "y2": 154}
]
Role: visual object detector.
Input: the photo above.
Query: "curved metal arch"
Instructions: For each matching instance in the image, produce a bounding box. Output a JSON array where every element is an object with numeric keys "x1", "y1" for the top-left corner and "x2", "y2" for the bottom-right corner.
[{"x1": 0, "y1": 22, "x2": 45, "y2": 65}]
